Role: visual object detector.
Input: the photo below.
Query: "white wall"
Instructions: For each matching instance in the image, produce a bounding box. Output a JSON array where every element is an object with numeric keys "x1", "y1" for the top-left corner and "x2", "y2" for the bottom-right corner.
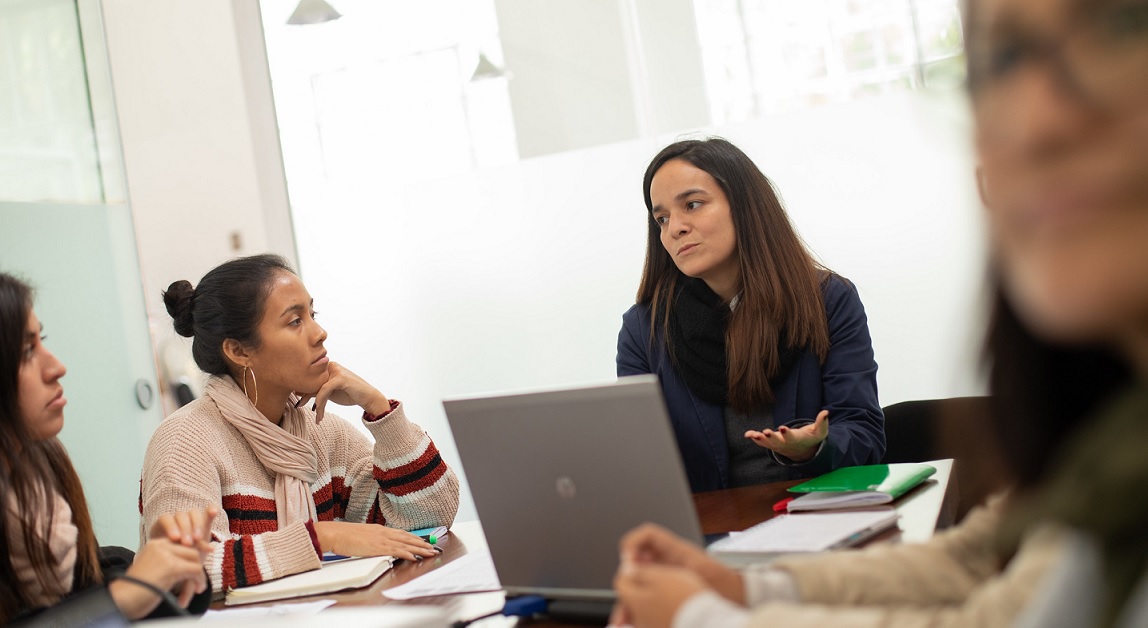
[
  {"x1": 292, "y1": 89, "x2": 986, "y2": 523},
  {"x1": 93, "y1": 1, "x2": 985, "y2": 530},
  {"x1": 100, "y1": 0, "x2": 295, "y2": 405},
  {"x1": 493, "y1": 0, "x2": 710, "y2": 158}
]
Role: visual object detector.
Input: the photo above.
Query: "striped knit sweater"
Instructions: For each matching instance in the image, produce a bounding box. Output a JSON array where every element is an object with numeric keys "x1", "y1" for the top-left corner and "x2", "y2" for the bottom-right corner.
[{"x1": 138, "y1": 396, "x2": 459, "y2": 593}]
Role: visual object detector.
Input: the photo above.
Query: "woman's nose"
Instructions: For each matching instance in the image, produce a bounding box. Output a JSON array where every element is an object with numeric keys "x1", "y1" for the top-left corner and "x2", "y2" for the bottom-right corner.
[
  {"x1": 43, "y1": 348, "x2": 66, "y2": 381},
  {"x1": 982, "y1": 67, "x2": 1096, "y2": 167}
]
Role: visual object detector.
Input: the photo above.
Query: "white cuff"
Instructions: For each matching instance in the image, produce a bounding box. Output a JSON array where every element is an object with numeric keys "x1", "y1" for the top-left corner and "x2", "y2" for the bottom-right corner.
[
  {"x1": 742, "y1": 565, "x2": 800, "y2": 605},
  {"x1": 672, "y1": 591, "x2": 751, "y2": 628},
  {"x1": 771, "y1": 437, "x2": 826, "y2": 466}
]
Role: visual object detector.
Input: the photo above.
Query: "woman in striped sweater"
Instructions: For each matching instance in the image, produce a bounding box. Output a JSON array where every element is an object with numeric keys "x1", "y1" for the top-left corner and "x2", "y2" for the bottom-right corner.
[{"x1": 140, "y1": 254, "x2": 460, "y2": 593}]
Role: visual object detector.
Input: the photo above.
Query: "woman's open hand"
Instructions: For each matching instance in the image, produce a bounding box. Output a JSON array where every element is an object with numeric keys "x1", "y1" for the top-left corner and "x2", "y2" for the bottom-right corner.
[{"x1": 745, "y1": 410, "x2": 829, "y2": 462}]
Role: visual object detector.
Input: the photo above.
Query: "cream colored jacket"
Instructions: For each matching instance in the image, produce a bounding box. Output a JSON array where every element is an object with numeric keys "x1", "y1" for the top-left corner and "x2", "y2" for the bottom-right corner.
[{"x1": 676, "y1": 495, "x2": 1065, "y2": 627}]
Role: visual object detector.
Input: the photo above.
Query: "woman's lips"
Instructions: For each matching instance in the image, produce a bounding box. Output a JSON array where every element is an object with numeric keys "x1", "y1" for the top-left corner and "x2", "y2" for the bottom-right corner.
[
  {"x1": 677, "y1": 243, "x2": 699, "y2": 256},
  {"x1": 47, "y1": 389, "x2": 66, "y2": 409},
  {"x1": 312, "y1": 352, "x2": 329, "y2": 366}
]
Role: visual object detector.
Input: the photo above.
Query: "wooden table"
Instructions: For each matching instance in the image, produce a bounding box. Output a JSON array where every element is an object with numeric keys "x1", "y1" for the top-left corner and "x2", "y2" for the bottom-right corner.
[{"x1": 215, "y1": 459, "x2": 956, "y2": 625}]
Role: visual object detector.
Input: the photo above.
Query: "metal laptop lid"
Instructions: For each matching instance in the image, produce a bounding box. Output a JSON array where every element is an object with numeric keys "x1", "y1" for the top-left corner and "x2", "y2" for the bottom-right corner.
[{"x1": 443, "y1": 375, "x2": 703, "y2": 600}]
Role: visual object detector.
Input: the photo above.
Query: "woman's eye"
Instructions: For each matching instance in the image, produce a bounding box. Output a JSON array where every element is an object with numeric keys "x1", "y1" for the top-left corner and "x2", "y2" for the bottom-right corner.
[
  {"x1": 654, "y1": 215, "x2": 669, "y2": 226},
  {"x1": 310, "y1": 310, "x2": 319, "y2": 320},
  {"x1": 289, "y1": 318, "x2": 302, "y2": 327},
  {"x1": 686, "y1": 200, "x2": 702, "y2": 210},
  {"x1": 986, "y1": 43, "x2": 1027, "y2": 77},
  {"x1": 23, "y1": 344, "x2": 34, "y2": 359},
  {"x1": 1098, "y1": 2, "x2": 1148, "y2": 40}
]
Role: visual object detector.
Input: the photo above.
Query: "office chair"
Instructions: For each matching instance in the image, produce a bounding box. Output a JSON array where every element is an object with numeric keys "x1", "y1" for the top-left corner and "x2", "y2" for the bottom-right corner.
[{"x1": 880, "y1": 397, "x2": 989, "y2": 464}]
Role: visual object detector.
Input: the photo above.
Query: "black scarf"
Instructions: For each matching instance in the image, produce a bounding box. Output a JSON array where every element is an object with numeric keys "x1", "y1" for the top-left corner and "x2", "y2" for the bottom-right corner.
[{"x1": 667, "y1": 278, "x2": 800, "y2": 408}]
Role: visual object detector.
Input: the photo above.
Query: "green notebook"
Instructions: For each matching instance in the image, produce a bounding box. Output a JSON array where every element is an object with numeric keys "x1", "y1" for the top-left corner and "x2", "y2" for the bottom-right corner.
[{"x1": 785, "y1": 464, "x2": 936, "y2": 512}]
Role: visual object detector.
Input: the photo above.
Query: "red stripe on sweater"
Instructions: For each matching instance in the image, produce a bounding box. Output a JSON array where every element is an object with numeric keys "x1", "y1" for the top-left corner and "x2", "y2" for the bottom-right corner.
[
  {"x1": 366, "y1": 500, "x2": 387, "y2": 526},
  {"x1": 375, "y1": 445, "x2": 440, "y2": 483},
  {"x1": 221, "y1": 493, "x2": 278, "y2": 535},
  {"x1": 313, "y1": 481, "x2": 334, "y2": 519},
  {"x1": 386, "y1": 463, "x2": 448, "y2": 497},
  {"x1": 221, "y1": 537, "x2": 265, "y2": 589}
]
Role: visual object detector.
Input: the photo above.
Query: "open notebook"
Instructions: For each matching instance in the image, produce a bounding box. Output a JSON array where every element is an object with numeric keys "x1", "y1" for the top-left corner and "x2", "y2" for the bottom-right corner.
[{"x1": 224, "y1": 555, "x2": 395, "y2": 606}]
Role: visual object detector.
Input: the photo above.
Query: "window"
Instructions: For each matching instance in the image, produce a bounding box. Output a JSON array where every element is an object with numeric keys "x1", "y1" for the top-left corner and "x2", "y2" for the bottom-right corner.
[{"x1": 694, "y1": 0, "x2": 965, "y2": 124}]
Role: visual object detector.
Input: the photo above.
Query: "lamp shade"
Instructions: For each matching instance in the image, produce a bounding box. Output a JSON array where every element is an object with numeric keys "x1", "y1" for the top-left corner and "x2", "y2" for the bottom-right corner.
[
  {"x1": 470, "y1": 53, "x2": 506, "y2": 81},
  {"x1": 287, "y1": 0, "x2": 342, "y2": 25}
]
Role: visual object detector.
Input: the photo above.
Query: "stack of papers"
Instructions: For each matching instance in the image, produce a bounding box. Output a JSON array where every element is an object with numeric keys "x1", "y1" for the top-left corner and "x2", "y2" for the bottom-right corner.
[
  {"x1": 383, "y1": 551, "x2": 501, "y2": 600},
  {"x1": 225, "y1": 555, "x2": 395, "y2": 606}
]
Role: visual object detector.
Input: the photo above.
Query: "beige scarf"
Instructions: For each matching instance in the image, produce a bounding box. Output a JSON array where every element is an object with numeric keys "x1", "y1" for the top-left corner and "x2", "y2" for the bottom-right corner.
[
  {"x1": 205, "y1": 375, "x2": 319, "y2": 529},
  {"x1": 5, "y1": 484, "x2": 76, "y2": 608}
]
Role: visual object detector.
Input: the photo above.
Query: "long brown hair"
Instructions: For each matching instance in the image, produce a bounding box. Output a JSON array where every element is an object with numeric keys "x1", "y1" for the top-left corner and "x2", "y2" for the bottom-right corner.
[
  {"x1": 637, "y1": 138, "x2": 830, "y2": 413},
  {"x1": 984, "y1": 284, "x2": 1131, "y2": 488},
  {"x1": 0, "y1": 273, "x2": 102, "y2": 621}
]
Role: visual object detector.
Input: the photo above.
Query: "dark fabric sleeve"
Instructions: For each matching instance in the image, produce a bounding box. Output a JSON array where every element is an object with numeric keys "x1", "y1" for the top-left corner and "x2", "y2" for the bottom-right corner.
[
  {"x1": 807, "y1": 277, "x2": 886, "y2": 471},
  {"x1": 617, "y1": 306, "x2": 653, "y2": 377},
  {"x1": 9, "y1": 587, "x2": 127, "y2": 627},
  {"x1": 92, "y1": 545, "x2": 212, "y2": 619}
]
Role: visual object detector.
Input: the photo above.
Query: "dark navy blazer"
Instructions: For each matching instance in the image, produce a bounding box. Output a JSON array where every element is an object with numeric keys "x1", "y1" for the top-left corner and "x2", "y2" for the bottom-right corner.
[{"x1": 617, "y1": 275, "x2": 885, "y2": 493}]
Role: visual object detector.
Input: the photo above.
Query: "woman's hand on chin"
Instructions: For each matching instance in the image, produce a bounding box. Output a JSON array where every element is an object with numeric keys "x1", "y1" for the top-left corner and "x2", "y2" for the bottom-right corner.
[
  {"x1": 743, "y1": 410, "x2": 829, "y2": 463},
  {"x1": 296, "y1": 362, "x2": 390, "y2": 422}
]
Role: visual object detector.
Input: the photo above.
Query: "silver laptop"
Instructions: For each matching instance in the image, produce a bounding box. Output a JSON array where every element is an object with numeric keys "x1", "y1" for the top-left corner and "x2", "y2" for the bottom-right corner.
[{"x1": 443, "y1": 375, "x2": 704, "y2": 600}]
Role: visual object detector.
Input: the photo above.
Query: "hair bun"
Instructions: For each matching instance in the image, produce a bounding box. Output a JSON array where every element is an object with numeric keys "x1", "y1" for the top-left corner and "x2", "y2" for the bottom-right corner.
[{"x1": 163, "y1": 280, "x2": 196, "y2": 337}]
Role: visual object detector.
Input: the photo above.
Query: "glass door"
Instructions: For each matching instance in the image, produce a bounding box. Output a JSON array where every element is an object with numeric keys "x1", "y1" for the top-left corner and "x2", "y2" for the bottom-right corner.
[{"x1": 0, "y1": 0, "x2": 161, "y2": 549}]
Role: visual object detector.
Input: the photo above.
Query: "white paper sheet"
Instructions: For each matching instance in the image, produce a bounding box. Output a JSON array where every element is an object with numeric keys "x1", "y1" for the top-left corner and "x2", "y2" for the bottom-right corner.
[
  {"x1": 201, "y1": 599, "x2": 336, "y2": 620},
  {"x1": 709, "y1": 509, "x2": 898, "y2": 554},
  {"x1": 382, "y1": 550, "x2": 502, "y2": 600}
]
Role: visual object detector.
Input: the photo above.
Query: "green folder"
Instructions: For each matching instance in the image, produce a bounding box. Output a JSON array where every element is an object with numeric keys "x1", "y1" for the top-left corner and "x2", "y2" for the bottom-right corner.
[{"x1": 789, "y1": 463, "x2": 937, "y2": 499}]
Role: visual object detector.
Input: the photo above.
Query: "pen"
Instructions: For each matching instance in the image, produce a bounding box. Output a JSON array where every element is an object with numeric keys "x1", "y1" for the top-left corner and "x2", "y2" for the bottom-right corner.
[{"x1": 415, "y1": 525, "x2": 448, "y2": 543}]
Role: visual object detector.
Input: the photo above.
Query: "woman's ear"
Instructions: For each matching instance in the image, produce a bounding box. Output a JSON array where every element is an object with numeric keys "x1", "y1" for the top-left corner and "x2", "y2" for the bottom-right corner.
[{"x1": 221, "y1": 339, "x2": 250, "y2": 369}]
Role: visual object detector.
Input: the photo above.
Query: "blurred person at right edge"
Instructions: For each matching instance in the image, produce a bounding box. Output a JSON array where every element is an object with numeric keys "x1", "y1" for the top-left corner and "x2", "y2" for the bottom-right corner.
[{"x1": 610, "y1": 0, "x2": 1148, "y2": 626}]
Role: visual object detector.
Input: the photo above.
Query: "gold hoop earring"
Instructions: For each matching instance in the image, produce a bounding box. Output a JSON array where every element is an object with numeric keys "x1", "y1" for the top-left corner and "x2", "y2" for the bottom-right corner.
[{"x1": 242, "y1": 365, "x2": 258, "y2": 406}]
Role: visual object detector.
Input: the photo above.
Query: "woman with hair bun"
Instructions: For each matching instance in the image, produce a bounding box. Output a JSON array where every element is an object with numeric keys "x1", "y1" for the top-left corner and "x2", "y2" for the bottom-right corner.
[{"x1": 141, "y1": 254, "x2": 460, "y2": 593}]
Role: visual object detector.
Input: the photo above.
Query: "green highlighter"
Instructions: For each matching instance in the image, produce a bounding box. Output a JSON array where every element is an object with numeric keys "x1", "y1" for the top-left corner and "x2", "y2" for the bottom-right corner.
[{"x1": 410, "y1": 525, "x2": 448, "y2": 545}]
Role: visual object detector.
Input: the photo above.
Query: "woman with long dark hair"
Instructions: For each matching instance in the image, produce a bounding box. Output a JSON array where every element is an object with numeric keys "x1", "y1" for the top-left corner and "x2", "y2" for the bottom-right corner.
[
  {"x1": 611, "y1": 0, "x2": 1148, "y2": 625},
  {"x1": 0, "y1": 273, "x2": 214, "y2": 623},
  {"x1": 141, "y1": 254, "x2": 460, "y2": 593},
  {"x1": 618, "y1": 137, "x2": 885, "y2": 491}
]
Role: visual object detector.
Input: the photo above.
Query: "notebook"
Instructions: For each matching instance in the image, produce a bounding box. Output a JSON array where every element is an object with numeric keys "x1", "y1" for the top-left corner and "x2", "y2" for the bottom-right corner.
[
  {"x1": 224, "y1": 555, "x2": 395, "y2": 606},
  {"x1": 443, "y1": 375, "x2": 704, "y2": 601},
  {"x1": 708, "y1": 508, "x2": 898, "y2": 566},
  {"x1": 786, "y1": 463, "x2": 936, "y2": 512}
]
